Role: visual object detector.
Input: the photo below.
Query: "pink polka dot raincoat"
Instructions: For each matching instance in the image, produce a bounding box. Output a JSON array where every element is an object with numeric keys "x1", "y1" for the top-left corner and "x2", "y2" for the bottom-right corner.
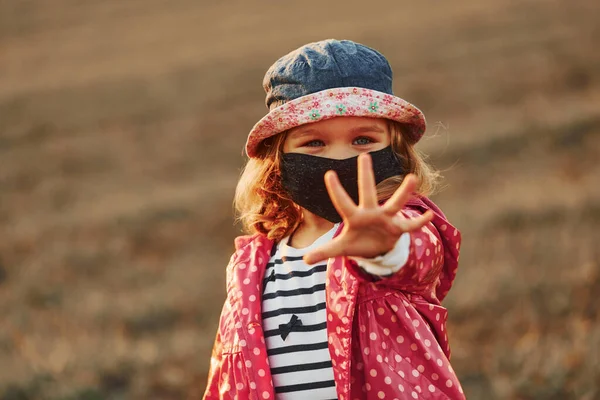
[{"x1": 203, "y1": 196, "x2": 465, "y2": 399}]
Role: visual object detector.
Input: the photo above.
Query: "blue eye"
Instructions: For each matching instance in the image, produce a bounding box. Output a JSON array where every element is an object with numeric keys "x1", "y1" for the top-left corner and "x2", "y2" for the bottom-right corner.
[
  {"x1": 353, "y1": 137, "x2": 374, "y2": 145},
  {"x1": 303, "y1": 140, "x2": 325, "y2": 147}
]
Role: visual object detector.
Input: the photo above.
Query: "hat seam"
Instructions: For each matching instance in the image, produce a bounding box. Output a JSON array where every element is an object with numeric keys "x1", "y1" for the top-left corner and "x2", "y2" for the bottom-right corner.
[{"x1": 325, "y1": 41, "x2": 347, "y2": 86}]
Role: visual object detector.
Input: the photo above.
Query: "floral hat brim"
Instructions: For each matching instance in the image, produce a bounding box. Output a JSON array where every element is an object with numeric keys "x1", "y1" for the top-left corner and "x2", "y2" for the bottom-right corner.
[{"x1": 245, "y1": 87, "x2": 426, "y2": 158}]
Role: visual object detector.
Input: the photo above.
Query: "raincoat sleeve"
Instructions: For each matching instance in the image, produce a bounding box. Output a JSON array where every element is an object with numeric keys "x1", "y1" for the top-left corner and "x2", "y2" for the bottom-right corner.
[
  {"x1": 348, "y1": 206, "x2": 447, "y2": 292},
  {"x1": 203, "y1": 330, "x2": 224, "y2": 399}
]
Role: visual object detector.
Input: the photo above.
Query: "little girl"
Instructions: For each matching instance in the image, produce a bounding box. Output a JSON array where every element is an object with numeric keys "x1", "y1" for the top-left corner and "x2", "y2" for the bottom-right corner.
[{"x1": 203, "y1": 39, "x2": 465, "y2": 400}]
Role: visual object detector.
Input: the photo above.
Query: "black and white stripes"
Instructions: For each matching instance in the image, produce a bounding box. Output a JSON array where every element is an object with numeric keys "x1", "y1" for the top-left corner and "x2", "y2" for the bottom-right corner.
[{"x1": 261, "y1": 225, "x2": 339, "y2": 400}]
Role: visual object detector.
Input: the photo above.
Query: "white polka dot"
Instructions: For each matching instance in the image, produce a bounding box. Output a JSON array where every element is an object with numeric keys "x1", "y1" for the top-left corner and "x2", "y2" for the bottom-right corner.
[
  {"x1": 391, "y1": 315, "x2": 397, "y2": 322},
  {"x1": 364, "y1": 347, "x2": 370, "y2": 355},
  {"x1": 396, "y1": 335, "x2": 404, "y2": 343},
  {"x1": 446, "y1": 380, "x2": 453, "y2": 388},
  {"x1": 239, "y1": 340, "x2": 247, "y2": 347},
  {"x1": 399, "y1": 370, "x2": 405, "y2": 378},
  {"x1": 251, "y1": 265, "x2": 258, "y2": 272},
  {"x1": 436, "y1": 313, "x2": 440, "y2": 321},
  {"x1": 415, "y1": 332, "x2": 421, "y2": 340},
  {"x1": 428, "y1": 385, "x2": 435, "y2": 392},
  {"x1": 432, "y1": 373, "x2": 439, "y2": 380},
  {"x1": 263, "y1": 391, "x2": 270, "y2": 399},
  {"x1": 249, "y1": 295, "x2": 256, "y2": 302},
  {"x1": 394, "y1": 354, "x2": 402, "y2": 362},
  {"x1": 412, "y1": 369, "x2": 419, "y2": 377},
  {"x1": 417, "y1": 365, "x2": 425, "y2": 373},
  {"x1": 441, "y1": 224, "x2": 447, "y2": 231},
  {"x1": 335, "y1": 304, "x2": 342, "y2": 312},
  {"x1": 248, "y1": 328, "x2": 255, "y2": 334},
  {"x1": 398, "y1": 384, "x2": 405, "y2": 392},
  {"x1": 239, "y1": 263, "x2": 247, "y2": 269},
  {"x1": 250, "y1": 382, "x2": 256, "y2": 389},
  {"x1": 370, "y1": 332, "x2": 377, "y2": 340},
  {"x1": 426, "y1": 249, "x2": 430, "y2": 256},
  {"x1": 328, "y1": 314, "x2": 333, "y2": 322},
  {"x1": 415, "y1": 238, "x2": 423, "y2": 246},
  {"x1": 424, "y1": 352, "x2": 431, "y2": 360},
  {"x1": 245, "y1": 360, "x2": 252, "y2": 368},
  {"x1": 377, "y1": 307, "x2": 385, "y2": 315},
  {"x1": 253, "y1": 348, "x2": 260, "y2": 355},
  {"x1": 416, "y1": 385, "x2": 422, "y2": 393},
  {"x1": 376, "y1": 355, "x2": 383, "y2": 363},
  {"x1": 370, "y1": 369, "x2": 377, "y2": 377},
  {"x1": 411, "y1": 343, "x2": 418, "y2": 351},
  {"x1": 334, "y1": 269, "x2": 342, "y2": 277},
  {"x1": 243, "y1": 278, "x2": 251, "y2": 285},
  {"x1": 378, "y1": 391, "x2": 385, "y2": 399},
  {"x1": 237, "y1": 361, "x2": 242, "y2": 369},
  {"x1": 384, "y1": 376, "x2": 392, "y2": 385},
  {"x1": 342, "y1": 317, "x2": 349, "y2": 324},
  {"x1": 383, "y1": 328, "x2": 390, "y2": 336},
  {"x1": 412, "y1": 320, "x2": 420, "y2": 327},
  {"x1": 366, "y1": 383, "x2": 372, "y2": 391},
  {"x1": 437, "y1": 359, "x2": 443, "y2": 367},
  {"x1": 391, "y1": 304, "x2": 399, "y2": 312},
  {"x1": 424, "y1": 339, "x2": 431, "y2": 347},
  {"x1": 411, "y1": 391, "x2": 418, "y2": 399},
  {"x1": 236, "y1": 383, "x2": 244, "y2": 390},
  {"x1": 382, "y1": 342, "x2": 387, "y2": 349},
  {"x1": 258, "y1": 369, "x2": 265, "y2": 377},
  {"x1": 242, "y1": 308, "x2": 249, "y2": 315},
  {"x1": 360, "y1": 325, "x2": 366, "y2": 333}
]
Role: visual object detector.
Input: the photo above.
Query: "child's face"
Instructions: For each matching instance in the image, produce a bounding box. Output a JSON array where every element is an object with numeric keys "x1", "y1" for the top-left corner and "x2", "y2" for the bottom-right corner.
[{"x1": 283, "y1": 117, "x2": 391, "y2": 159}]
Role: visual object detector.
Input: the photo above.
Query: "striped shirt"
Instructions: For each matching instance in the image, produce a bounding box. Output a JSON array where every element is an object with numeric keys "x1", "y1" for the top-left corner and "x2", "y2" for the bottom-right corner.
[
  {"x1": 261, "y1": 223, "x2": 410, "y2": 399},
  {"x1": 262, "y1": 224, "x2": 340, "y2": 400}
]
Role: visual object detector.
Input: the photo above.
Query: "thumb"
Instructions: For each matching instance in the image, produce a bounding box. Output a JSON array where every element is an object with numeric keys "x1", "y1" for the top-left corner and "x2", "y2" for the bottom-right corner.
[{"x1": 303, "y1": 239, "x2": 347, "y2": 265}]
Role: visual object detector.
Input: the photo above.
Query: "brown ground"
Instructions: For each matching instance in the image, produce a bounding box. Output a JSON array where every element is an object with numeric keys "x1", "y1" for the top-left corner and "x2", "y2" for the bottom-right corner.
[{"x1": 1, "y1": 0, "x2": 599, "y2": 399}]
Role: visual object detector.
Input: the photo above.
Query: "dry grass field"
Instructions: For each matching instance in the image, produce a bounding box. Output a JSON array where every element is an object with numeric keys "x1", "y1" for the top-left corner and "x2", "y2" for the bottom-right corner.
[{"x1": 1, "y1": 0, "x2": 599, "y2": 398}]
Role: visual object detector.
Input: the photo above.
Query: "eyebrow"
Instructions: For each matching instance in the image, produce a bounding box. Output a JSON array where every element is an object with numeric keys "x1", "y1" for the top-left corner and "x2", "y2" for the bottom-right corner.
[{"x1": 290, "y1": 124, "x2": 386, "y2": 138}]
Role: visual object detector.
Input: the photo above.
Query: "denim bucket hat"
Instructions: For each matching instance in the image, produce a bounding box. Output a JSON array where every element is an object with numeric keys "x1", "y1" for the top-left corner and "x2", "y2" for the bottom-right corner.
[{"x1": 245, "y1": 39, "x2": 427, "y2": 158}]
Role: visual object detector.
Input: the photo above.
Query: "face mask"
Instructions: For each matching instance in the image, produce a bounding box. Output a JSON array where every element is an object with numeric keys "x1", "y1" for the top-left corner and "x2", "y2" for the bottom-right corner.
[{"x1": 280, "y1": 146, "x2": 406, "y2": 223}]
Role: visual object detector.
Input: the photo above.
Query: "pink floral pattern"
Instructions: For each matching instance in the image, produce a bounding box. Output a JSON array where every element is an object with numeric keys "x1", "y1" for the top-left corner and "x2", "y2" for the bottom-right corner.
[{"x1": 245, "y1": 87, "x2": 427, "y2": 158}]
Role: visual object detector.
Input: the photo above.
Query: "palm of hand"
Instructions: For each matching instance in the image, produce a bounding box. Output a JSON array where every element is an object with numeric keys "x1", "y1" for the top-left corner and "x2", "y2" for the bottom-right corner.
[{"x1": 303, "y1": 153, "x2": 433, "y2": 265}]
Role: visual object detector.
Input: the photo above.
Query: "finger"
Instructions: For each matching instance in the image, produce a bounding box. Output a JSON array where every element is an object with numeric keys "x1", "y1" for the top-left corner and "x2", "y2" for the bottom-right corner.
[
  {"x1": 324, "y1": 170, "x2": 357, "y2": 219},
  {"x1": 392, "y1": 210, "x2": 434, "y2": 232},
  {"x1": 382, "y1": 174, "x2": 419, "y2": 215},
  {"x1": 303, "y1": 237, "x2": 348, "y2": 265},
  {"x1": 358, "y1": 153, "x2": 378, "y2": 208}
]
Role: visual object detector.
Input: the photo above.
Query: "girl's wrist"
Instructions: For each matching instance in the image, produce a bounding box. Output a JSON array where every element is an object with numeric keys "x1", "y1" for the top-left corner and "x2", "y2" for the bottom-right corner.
[{"x1": 351, "y1": 232, "x2": 411, "y2": 276}]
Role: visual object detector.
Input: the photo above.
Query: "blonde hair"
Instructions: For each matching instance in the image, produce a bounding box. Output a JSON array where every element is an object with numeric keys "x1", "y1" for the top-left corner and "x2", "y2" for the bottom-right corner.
[{"x1": 234, "y1": 120, "x2": 440, "y2": 241}]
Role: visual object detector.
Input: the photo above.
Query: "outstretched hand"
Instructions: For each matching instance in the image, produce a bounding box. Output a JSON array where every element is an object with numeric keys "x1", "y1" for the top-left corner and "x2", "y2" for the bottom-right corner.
[{"x1": 303, "y1": 153, "x2": 434, "y2": 265}]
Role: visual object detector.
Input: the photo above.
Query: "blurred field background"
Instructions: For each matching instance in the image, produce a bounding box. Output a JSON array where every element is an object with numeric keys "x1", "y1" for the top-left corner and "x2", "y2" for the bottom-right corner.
[{"x1": 1, "y1": 0, "x2": 599, "y2": 399}]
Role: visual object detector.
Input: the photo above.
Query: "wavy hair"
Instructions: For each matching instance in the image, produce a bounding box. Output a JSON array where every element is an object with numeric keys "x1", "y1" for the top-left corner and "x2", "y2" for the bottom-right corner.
[{"x1": 233, "y1": 120, "x2": 441, "y2": 241}]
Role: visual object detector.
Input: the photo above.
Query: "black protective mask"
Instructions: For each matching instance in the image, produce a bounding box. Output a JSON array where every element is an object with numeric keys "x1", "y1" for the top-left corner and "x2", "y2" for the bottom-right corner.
[{"x1": 280, "y1": 146, "x2": 406, "y2": 223}]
